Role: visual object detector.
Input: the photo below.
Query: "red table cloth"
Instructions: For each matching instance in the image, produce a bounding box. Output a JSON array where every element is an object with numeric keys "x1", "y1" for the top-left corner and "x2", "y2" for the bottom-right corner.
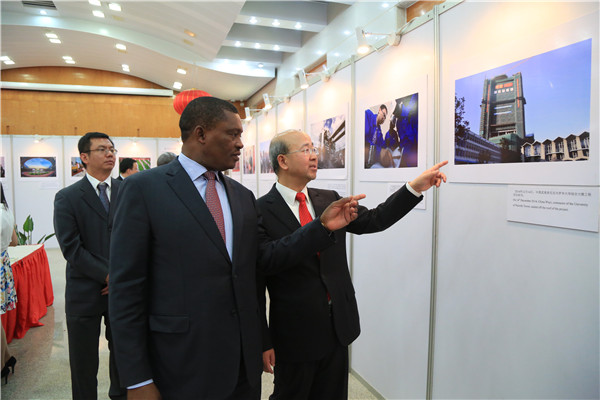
[{"x1": 1, "y1": 244, "x2": 54, "y2": 343}]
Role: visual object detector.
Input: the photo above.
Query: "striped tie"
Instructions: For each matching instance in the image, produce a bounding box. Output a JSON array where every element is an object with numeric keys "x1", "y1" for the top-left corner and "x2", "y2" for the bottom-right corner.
[{"x1": 203, "y1": 171, "x2": 226, "y2": 243}]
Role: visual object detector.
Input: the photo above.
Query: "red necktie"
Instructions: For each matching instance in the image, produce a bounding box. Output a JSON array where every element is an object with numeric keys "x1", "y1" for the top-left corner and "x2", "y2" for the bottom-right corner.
[
  {"x1": 295, "y1": 192, "x2": 312, "y2": 226},
  {"x1": 204, "y1": 171, "x2": 226, "y2": 243}
]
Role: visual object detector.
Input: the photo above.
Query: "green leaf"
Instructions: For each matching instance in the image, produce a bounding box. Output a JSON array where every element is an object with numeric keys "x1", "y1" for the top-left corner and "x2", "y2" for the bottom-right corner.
[{"x1": 23, "y1": 215, "x2": 33, "y2": 233}]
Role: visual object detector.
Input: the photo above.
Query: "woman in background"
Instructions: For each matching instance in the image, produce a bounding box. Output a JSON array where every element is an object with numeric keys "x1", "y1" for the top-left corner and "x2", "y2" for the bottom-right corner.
[{"x1": 1, "y1": 183, "x2": 18, "y2": 383}]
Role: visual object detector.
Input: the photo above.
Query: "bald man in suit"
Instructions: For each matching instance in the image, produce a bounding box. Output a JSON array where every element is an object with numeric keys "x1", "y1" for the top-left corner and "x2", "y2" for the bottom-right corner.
[{"x1": 258, "y1": 129, "x2": 447, "y2": 400}]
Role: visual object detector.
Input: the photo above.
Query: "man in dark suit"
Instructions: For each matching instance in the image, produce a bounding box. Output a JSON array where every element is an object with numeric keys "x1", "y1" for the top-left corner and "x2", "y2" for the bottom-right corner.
[
  {"x1": 108, "y1": 97, "x2": 364, "y2": 400},
  {"x1": 258, "y1": 129, "x2": 447, "y2": 400},
  {"x1": 116, "y1": 157, "x2": 138, "y2": 180},
  {"x1": 53, "y1": 131, "x2": 126, "y2": 400}
]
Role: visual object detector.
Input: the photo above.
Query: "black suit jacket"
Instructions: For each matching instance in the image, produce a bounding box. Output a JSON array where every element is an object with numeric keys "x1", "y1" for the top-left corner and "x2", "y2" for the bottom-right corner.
[
  {"x1": 53, "y1": 175, "x2": 121, "y2": 316},
  {"x1": 108, "y1": 160, "x2": 336, "y2": 399},
  {"x1": 257, "y1": 184, "x2": 422, "y2": 363}
]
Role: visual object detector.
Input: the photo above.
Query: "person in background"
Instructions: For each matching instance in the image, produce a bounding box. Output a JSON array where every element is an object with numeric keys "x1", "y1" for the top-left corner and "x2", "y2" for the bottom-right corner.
[
  {"x1": 0, "y1": 183, "x2": 18, "y2": 384},
  {"x1": 156, "y1": 151, "x2": 177, "y2": 166},
  {"x1": 257, "y1": 129, "x2": 447, "y2": 400},
  {"x1": 116, "y1": 157, "x2": 138, "y2": 180},
  {"x1": 53, "y1": 132, "x2": 126, "y2": 400},
  {"x1": 108, "y1": 96, "x2": 364, "y2": 400}
]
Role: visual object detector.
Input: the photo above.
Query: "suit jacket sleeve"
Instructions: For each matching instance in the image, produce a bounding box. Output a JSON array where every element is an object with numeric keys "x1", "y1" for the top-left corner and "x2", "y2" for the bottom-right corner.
[
  {"x1": 109, "y1": 177, "x2": 154, "y2": 386},
  {"x1": 346, "y1": 183, "x2": 422, "y2": 235},
  {"x1": 53, "y1": 189, "x2": 108, "y2": 283}
]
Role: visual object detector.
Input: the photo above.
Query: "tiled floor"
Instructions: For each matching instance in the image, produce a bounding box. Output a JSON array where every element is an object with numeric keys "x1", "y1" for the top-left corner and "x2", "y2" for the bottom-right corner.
[{"x1": 1, "y1": 248, "x2": 379, "y2": 399}]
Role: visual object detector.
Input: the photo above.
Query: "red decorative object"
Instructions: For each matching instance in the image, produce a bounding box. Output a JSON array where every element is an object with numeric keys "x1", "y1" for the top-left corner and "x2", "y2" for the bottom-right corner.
[{"x1": 173, "y1": 89, "x2": 211, "y2": 114}]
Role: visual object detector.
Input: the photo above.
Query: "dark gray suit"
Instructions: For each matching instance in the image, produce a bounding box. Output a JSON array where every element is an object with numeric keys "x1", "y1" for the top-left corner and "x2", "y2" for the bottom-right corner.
[
  {"x1": 257, "y1": 184, "x2": 422, "y2": 399},
  {"x1": 108, "y1": 160, "x2": 335, "y2": 399},
  {"x1": 53, "y1": 175, "x2": 125, "y2": 399}
]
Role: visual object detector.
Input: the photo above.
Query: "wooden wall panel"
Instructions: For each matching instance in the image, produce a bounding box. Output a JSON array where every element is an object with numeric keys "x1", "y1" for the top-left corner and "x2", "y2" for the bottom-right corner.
[{"x1": 407, "y1": 0, "x2": 445, "y2": 21}]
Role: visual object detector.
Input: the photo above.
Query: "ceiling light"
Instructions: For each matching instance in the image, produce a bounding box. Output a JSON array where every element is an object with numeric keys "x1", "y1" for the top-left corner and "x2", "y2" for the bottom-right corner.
[
  {"x1": 317, "y1": 50, "x2": 324, "y2": 55},
  {"x1": 93, "y1": 10, "x2": 105, "y2": 18},
  {"x1": 344, "y1": 30, "x2": 351, "y2": 36},
  {"x1": 273, "y1": 45, "x2": 280, "y2": 51},
  {"x1": 263, "y1": 94, "x2": 272, "y2": 110},
  {"x1": 356, "y1": 27, "x2": 370, "y2": 54},
  {"x1": 62, "y1": 56, "x2": 73, "y2": 60},
  {"x1": 184, "y1": 29, "x2": 196, "y2": 38},
  {"x1": 254, "y1": 43, "x2": 261, "y2": 49},
  {"x1": 235, "y1": 41, "x2": 241, "y2": 47},
  {"x1": 0, "y1": 56, "x2": 10, "y2": 61},
  {"x1": 382, "y1": 3, "x2": 389, "y2": 8},
  {"x1": 65, "y1": 60, "x2": 76, "y2": 64},
  {"x1": 122, "y1": 64, "x2": 130, "y2": 72},
  {"x1": 45, "y1": 33, "x2": 58, "y2": 39},
  {"x1": 272, "y1": 20, "x2": 280, "y2": 27},
  {"x1": 244, "y1": 107, "x2": 252, "y2": 121},
  {"x1": 115, "y1": 43, "x2": 127, "y2": 51},
  {"x1": 299, "y1": 70, "x2": 309, "y2": 89},
  {"x1": 108, "y1": 3, "x2": 121, "y2": 11},
  {"x1": 249, "y1": 16, "x2": 258, "y2": 24},
  {"x1": 88, "y1": 0, "x2": 101, "y2": 5},
  {"x1": 4, "y1": 60, "x2": 15, "y2": 65},
  {"x1": 40, "y1": 10, "x2": 47, "y2": 15},
  {"x1": 258, "y1": 63, "x2": 264, "y2": 68},
  {"x1": 49, "y1": 38, "x2": 61, "y2": 44},
  {"x1": 177, "y1": 68, "x2": 187, "y2": 75},
  {"x1": 294, "y1": 22, "x2": 302, "y2": 30},
  {"x1": 173, "y1": 82, "x2": 182, "y2": 90}
]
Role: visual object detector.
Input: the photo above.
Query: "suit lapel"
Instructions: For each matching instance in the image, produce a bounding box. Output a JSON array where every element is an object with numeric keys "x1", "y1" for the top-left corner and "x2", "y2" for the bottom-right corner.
[
  {"x1": 307, "y1": 188, "x2": 329, "y2": 217},
  {"x1": 222, "y1": 175, "x2": 243, "y2": 268},
  {"x1": 263, "y1": 184, "x2": 300, "y2": 233},
  {"x1": 80, "y1": 176, "x2": 108, "y2": 220},
  {"x1": 108, "y1": 178, "x2": 120, "y2": 223},
  {"x1": 165, "y1": 161, "x2": 230, "y2": 263}
]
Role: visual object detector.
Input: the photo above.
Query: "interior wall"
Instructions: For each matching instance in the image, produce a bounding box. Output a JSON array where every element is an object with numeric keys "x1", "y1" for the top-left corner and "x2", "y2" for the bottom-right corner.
[{"x1": 1, "y1": 67, "x2": 180, "y2": 137}]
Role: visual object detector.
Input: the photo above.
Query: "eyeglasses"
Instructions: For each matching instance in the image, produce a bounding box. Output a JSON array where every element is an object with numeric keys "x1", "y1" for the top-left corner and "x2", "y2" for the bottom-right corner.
[
  {"x1": 86, "y1": 147, "x2": 118, "y2": 155},
  {"x1": 286, "y1": 147, "x2": 319, "y2": 156}
]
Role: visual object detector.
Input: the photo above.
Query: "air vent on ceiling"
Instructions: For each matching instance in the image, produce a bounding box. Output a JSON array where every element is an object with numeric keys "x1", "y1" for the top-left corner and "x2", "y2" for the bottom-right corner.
[{"x1": 22, "y1": 1, "x2": 57, "y2": 10}]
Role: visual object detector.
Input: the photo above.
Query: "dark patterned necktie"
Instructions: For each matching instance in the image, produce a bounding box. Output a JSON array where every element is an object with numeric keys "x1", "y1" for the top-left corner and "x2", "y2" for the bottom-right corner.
[
  {"x1": 295, "y1": 192, "x2": 312, "y2": 226},
  {"x1": 203, "y1": 171, "x2": 226, "y2": 243},
  {"x1": 97, "y1": 182, "x2": 109, "y2": 213}
]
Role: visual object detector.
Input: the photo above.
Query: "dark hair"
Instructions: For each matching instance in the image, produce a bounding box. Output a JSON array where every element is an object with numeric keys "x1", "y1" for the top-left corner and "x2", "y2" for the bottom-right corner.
[
  {"x1": 78, "y1": 132, "x2": 114, "y2": 168},
  {"x1": 179, "y1": 97, "x2": 238, "y2": 141},
  {"x1": 119, "y1": 158, "x2": 136, "y2": 174},
  {"x1": 0, "y1": 183, "x2": 7, "y2": 208},
  {"x1": 380, "y1": 104, "x2": 388, "y2": 113}
]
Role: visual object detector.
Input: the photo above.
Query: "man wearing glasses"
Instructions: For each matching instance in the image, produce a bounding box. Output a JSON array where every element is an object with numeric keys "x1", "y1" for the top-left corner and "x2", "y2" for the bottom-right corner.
[
  {"x1": 257, "y1": 129, "x2": 447, "y2": 400},
  {"x1": 54, "y1": 132, "x2": 126, "y2": 400}
]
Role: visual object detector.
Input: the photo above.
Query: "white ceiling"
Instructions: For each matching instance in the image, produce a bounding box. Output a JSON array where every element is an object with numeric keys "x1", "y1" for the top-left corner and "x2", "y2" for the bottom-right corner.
[{"x1": 1, "y1": 1, "x2": 415, "y2": 101}]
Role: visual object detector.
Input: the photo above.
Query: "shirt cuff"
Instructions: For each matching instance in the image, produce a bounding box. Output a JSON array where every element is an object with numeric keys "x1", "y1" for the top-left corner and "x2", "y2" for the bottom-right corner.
[
  {"x1": 405, "y1": 182, "x2": 422, "y2": 197},
  {"x1": 128, "y1": 379, "x2": 154, "y2": 390}
]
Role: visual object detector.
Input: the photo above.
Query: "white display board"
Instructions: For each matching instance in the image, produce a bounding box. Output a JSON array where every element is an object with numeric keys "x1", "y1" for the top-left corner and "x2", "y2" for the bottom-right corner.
[
  {"x1": 435, "y1": 2, "x2": 599, "y2": 399},
  {"x1": 241, "y1": 119, "x2": 258, "y2": 197}
]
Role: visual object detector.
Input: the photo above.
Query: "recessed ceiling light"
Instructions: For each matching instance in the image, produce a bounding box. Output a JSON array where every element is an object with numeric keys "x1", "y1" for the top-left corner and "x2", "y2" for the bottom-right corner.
[
  {"x1": 273, "y1": 45, "x2": 280, "y2": 51},
  {"x1": 258, "y1": 63, "x2": 264, "y2": 68},
  {"x1": 93, "y1": 10, "x2": 105, "y2": 18},
  {"x1": 45, "y1": 33, "x2": 58, "y2": 39},
  {"x1": 62, "y1": 56, "x2": 73, "y2": 60},
  {"x1": 88, "y1": 0, "x2": 101, "y2": 5},
  {"x1": 344, "y1": 30, "x2": 351, "y2": 35},
  {"x1": 40, "y1": 10, "x2": 47, "y2": 15},
  {"x1": 65, "y1": 60, "x2": 76, "y2": 64},
  {"x1": 334, "y1": 52, "x2": 340, "y2": 57},
  {"x1": 177, "y1": 68, "x2": 187, "y2": 75},
  {"x1": 49, "y1": 38, "x2": 61, "y2": 44},
  {"x1": 317, "y1": 50, "x2": 324, "y2": 55},
  {"x1": 108, "y1": 3, "x2": 121, "y2": 11},
  {"x1": 0, "y1": 56, "x2": 10, "y2": 61},
  {"x1": 115, "y1": 43, "x2": 127, "y2": 51},
  {"x1": 122, "y1": 64, "x2": 130, "y2": 72},
  {"x1": 4, "y1": 60, "x2": 15, "y2": 65},
  {"x1": 272, "y1": 19, "x2": 280, "y2": 27},
  {"x1": 173, "y1": 82, "x2": 182, "y2": 90},
  {"x1": 235, "y1": 41, "x2": 241, "y2": 47},
  {"x1": 184, "y1": 29, "x2": 196, "y2": 38},
  {"x1": 254, "y1": 43, "x2": 261, "y2": 49},
  {"x1": 294, "y1": 22, "x2": 302, "y2": 29},
  {"x1": 249, "y1": 16, "x2": 258, "y2": 24},
  {"x1": 382, "y1": 3, "x2": 389, "y2": 8}
]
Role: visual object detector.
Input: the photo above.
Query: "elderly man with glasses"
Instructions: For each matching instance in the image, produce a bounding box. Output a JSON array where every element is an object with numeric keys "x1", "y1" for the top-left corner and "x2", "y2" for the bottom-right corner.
[
  {"x1": 53, "y1": 131, "x2": 126, "y2": 400},
  {"x1": 257, "y1": 129, "x2": 447, "y2": 400}
]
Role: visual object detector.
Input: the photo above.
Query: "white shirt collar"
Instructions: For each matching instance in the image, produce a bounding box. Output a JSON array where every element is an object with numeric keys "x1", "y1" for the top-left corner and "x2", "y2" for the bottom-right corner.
[
  {"x1": 178, "y1": 153, "x2": 220, "y2": 182},
  {"x1": 86, "y1": 172, "x2": 111, "y2": 190},
  {"x1": 275, "y1": 181, "x2": 310, "y2": 208}
]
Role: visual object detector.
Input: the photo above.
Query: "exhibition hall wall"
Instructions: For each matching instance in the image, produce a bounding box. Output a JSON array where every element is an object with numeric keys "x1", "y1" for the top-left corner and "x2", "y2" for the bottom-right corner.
[{"x1": 0, "y1": 1, "x2": 597, "y2": 398}]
